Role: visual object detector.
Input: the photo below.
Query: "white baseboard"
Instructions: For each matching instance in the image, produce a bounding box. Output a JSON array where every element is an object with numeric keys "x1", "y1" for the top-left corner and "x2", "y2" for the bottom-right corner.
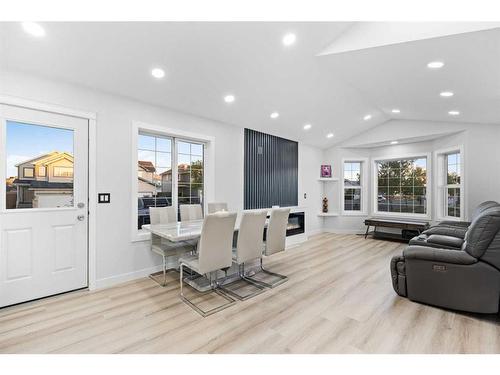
[
  {"x1": 323, "y1": 228, "x2": 365, "y2": 235},
  {"x1": 94, "y1": 264, "x2": 163, "y2": 290},
  {"x1": 306, "y1": 228, "x2": 323, "y2": 236}
]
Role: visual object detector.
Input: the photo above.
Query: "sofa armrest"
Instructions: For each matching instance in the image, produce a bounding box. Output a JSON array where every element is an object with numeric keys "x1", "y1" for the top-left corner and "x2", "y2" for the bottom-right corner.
[
  {"x1": 426, "y1": 234, "x2": 464, "y2": 249},
  {"x1": 403, "y1": 246, "x2": 477, "y2": 265},
  {"x1": 423, "y1": 226, "x2": 467, "y2": 238}
]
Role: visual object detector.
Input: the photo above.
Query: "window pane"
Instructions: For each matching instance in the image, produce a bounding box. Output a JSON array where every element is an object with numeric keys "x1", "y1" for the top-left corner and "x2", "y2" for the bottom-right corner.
[
  {"x1": 376, "y1": 157, "x2": 427, "y2": 214},
  {"x1": 447, "y1": 187, "x2": 461, "y2": 218},
  {"x1": 344, "y1": 161, "x2": 361, "y2": 188},
  {"x1": 6, "y1": 121, "x2": 74, "y2": 209},
  {"x1": 176, "y1": 141, "x2": 205, "y2": 216},
  {"x1": 156, "y1": 152, "x2": 171, "y2": 168},
  {"x1": 138, "y1": 150, "x2": 155, "y2": 164},
  {"x1": 191, "y1": 154, "x2": 203, "y2": 168},
  {"x1": 177, "y1": 153, "x2": 191, "y2": 168},
  {"x1": 137, "y1": 134, "x2": 173, "y2": 229},
  {"x1": 138, "y1": 134, "x2": 155, "y2": 151},
  {"x1": 177, "y1": 141, "x2": 190, "y2": 154},
  {"x1": 156, "y1": 137, "x2": 171, "y2": 152},
  {"x1": 191, "y1": 143, "x2": 203, "y2": 156}
]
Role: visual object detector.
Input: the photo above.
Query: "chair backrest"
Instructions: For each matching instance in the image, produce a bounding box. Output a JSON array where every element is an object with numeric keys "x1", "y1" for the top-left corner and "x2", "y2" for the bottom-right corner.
[
  {"x1": 179, "y1": 204, "x2": 203, "y2": 222},
  {"x1": 207, "y1": 202, "x2": 228, "y2": 214},
  {"x1": 197, "y1": 212, "x2": 237, "y2": 274},
  {"x1": 236, "y1": 210, "x2": 268, "y2": 264},
  {"x1": 471, "y1": 201, "x2": 499, "y2": 221},
  {"x1": 462, "y1": 206, "x2": 500, "y2": 268},
  {"x1": 149, "y1": 206, "x2": 176, "y2": 224},
  {"x1": 265, "y1": 208, "x2": 290, "y2": 256}
]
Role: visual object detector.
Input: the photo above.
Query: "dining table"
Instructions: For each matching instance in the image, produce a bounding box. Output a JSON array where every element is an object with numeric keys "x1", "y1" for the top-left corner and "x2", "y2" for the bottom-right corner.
[{"x1": 141, "y1": 214, "x2": 269, "y2": 291}]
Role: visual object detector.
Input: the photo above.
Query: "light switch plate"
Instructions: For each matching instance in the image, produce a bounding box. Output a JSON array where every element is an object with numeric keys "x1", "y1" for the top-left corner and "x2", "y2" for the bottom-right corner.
[{"x1": 98, "y1": 193, "x2": 111, "y2": 204}]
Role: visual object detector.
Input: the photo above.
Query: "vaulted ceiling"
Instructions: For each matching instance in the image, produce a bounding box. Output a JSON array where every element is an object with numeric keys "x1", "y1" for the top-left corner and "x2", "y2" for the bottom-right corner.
[{"x1": 1, "y1": 22, "x2": 499, "y2": 148}]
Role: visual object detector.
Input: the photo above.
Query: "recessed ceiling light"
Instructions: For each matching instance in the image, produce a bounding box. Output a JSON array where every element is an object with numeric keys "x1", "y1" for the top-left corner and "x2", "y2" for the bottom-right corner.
[
  {"x1": 390, "y1": 141, "x2": 399, "y2": 145},
  {"x1": 448, "y1": 110, "x2": 460, "y2": 116},
  {"x1": 270, "y1": 112, "x2": 279, "y2": 119},
  {"x1": 326, "y1": 133, "x2": 334, "y2": 138},
  {"x1": 440, "y1": 91, "x2": 454, "y2": 97},
  {"x1": 391, "y1": 109, "x2": 401, "y2": 114},
  {"x1": 151, "y1": 68, "x2": 165, "y2": 79},
  {"x1": 427, "y1": 61, "x2": 444, "y2": 69},
  {"x1": 303, "y1": 124, "x2": 312, "y2": 130},
  {"x1": 363, "y1": 114, "x2": 372, "y2": 121},
  {"x1": 21, "y1": 22, "x2": 45, "y2": 37},
  {"x1": 282, "y1": 33, "x2": 296, "y2": 46},
  {"x1": 224, "y1": 94, "x2": 235, "y2": 103}
]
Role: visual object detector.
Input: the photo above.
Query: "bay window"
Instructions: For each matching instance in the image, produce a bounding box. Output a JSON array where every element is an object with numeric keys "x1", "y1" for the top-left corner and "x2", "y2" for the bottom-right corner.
[{"x1": 375, "y1": 157, "x2": 428, "y2": 215}]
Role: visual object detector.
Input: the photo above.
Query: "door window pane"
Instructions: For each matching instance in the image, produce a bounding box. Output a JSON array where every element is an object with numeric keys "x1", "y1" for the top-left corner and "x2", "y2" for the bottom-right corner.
[{"x1": 5, "y1": 121, "x2": 74, "y2": 209}]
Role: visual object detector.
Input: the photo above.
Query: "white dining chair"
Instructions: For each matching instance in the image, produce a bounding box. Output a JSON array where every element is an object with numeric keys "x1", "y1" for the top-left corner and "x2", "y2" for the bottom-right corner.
[
  {"x1": 207, "y1": 202, "x2": 228, "y2": 214},
  {"x1": 219, "y1": 210, "x2": 267, "y2": 300},
  {"x1": 179, "y1": 212, "x2": 237, "y2": 317},
  {"x1": 180, "y1": 204, "x2": 203, "y2": 222},
  {"x1": 149, "y1": 206, "x2": 193, "y2": 287},
  {"x1": 246, "y1": 208, "x2": 290, "y2": 288},
  {"x1": 149, "y1": 205, "x2": 176, "y2": 225}
]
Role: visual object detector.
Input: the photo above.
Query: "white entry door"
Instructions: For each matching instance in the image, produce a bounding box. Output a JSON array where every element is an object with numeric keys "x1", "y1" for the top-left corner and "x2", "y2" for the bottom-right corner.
[{"x1": 0, "y1": 104, "x2": 89, "y2": 307}]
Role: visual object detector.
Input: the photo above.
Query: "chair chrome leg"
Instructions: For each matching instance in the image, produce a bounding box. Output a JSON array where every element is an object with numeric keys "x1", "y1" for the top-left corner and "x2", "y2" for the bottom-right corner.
[
  {"x1": 245, "y1": 258, "x2": 288, "y2": 289},
  {"x1": 179, "y1": 265, "x2": 236, "y2": 317},
  {"x1": 219, "y1": 263, "x2": 266, "y2": 301},
  {"x1": 149, "y1": 254, "x2": 174, "y2": 287}
]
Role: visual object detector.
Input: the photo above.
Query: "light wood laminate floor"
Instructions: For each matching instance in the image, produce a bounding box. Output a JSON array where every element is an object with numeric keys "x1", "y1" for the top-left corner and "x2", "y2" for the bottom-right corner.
[{"x1": 1, "y1": 233, "x2": 500, "y2": 354}]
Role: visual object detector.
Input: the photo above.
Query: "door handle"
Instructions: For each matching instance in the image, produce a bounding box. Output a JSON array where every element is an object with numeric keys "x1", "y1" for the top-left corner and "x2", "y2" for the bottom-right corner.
[{"x1": 77, "y1": 215, "x2": 85, "y2": 221}]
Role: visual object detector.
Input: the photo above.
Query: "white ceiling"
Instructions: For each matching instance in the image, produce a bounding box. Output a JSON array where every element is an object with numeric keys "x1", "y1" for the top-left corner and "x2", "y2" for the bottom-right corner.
[{"x1": 0, "y1": 22, "x2": 499, "y2": 148}]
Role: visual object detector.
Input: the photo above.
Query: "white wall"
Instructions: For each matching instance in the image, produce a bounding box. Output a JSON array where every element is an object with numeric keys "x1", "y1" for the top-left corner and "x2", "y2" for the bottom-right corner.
[
  {"x1": 298, "y1": 143, "x2": 324, "y2": 235},
  {"x1": 0, "y1": 69, "x2": 324, "y2": 287},
  {"x1": 323, "y1": 119, "x2": 500, "y2": 233}
]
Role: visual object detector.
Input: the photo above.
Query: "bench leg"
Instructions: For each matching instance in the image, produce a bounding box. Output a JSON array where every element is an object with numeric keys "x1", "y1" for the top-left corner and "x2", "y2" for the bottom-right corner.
[{"x1": 365, "y1": 225, "x2": 370, "y2": 239}]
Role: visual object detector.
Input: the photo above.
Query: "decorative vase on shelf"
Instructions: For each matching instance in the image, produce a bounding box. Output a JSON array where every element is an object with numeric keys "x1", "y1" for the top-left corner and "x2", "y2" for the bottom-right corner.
[{"x1": 322, "y1": 197, "x2": 328, "y2": 213}]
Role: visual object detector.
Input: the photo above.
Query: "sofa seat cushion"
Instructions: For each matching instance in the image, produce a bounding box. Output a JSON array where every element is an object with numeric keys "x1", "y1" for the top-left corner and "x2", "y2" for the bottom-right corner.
[{"x1": 427, "y1": 234, "x2": 464, "y2": 249}]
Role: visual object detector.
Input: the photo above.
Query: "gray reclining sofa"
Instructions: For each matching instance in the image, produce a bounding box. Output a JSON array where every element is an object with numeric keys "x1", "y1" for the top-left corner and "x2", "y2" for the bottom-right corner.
[
  {"x1": 409, "y1": 200, "x2": 499, "y2": 249},
  {"x1": 391, "y1": 203, "x2": 500, "y2": 313}
]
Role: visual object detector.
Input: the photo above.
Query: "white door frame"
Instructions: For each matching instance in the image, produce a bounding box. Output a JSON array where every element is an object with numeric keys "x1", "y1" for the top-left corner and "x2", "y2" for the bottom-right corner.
[{"x1": 0, "y1": 95, "x2": 98, "y2": 290}]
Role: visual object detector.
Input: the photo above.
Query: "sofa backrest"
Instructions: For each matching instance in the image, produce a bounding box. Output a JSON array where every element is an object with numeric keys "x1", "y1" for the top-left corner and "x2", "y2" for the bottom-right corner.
[
  {"x1": 462, "y1": 206, "x2": 500, "y2": 267},
  {"x1": 471, "y1": 201, "x2": 500, "y2": 221}
]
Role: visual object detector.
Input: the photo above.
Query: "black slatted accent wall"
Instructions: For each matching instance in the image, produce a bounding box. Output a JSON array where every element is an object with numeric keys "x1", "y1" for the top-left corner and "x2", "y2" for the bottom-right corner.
[{"x1": 244, "y1": 128, "x2": 298, "y2": 209}]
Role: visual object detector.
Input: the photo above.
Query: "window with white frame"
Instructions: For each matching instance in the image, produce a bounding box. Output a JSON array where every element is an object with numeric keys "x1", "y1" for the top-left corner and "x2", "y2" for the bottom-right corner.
[
  {"x1": 136, "y1": 131, "x2": 204, "y2": 229},
  {"x1": 376, "y1": 157, "x2": 428, "y2": 215},
  {"x1": 343, "y1": 161, "x2": 362, "y2": 211},
  {"x1": 444, "y1": 151, "x2": 461, "y2": 218}
]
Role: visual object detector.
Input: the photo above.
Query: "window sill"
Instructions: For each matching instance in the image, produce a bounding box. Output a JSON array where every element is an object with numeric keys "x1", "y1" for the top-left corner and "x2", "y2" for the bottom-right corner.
[{"x1": 132, "y1": 230, "x2": 151, "y2": 243}]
